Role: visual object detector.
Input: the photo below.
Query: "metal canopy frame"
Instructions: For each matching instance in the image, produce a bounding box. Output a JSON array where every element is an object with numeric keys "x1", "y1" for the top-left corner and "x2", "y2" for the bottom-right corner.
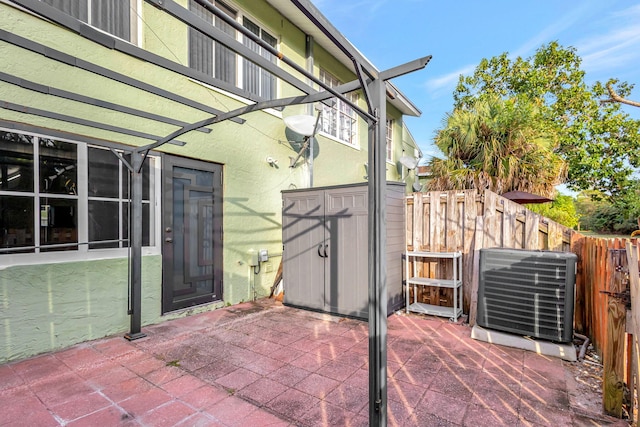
[{"x1": 3, "y1": 1, "x2": 431, "y2": 424}]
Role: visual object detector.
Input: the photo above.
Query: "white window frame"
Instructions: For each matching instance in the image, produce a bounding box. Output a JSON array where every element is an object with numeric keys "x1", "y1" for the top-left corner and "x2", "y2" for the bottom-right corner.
[
  {"x1": 0, "y1": 129, "x2": 161, "y2": 268},
  {"x1": 318, "y1": 69, "x2": 359, "y2": 147},
  {"x1": 42, "y1": 0, "x2": 140, "y2": 45},
  {"x1": 386, "y1": 118, "x2": 394, "y2": 163},
  {"x1": 188, "y1": 1, "x2": 279, "y2": 100},
  {"x1": 240, "y1": 15, "x2": 278, "y2": 100}
]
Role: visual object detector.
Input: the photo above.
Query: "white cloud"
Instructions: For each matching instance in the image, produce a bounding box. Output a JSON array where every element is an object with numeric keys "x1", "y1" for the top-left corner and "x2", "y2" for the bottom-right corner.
[
  {"x1": 575, "y1": 5, "x2": 640, "y2": 74},
  {"x1": 424, "y1": 64, "x2": 476, "y2": 95},
  {"x1": 423, "y1": 2, "x2": 597, "y2": 99},
  {"x1": 510, "y1": 2, "x2": 596, "y2": 58}
]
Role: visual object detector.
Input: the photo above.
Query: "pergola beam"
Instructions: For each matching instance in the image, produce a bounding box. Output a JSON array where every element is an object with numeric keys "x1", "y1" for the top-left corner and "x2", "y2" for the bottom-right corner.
[
  {"x1": 147, "y1": 0, "x2": 316, "y2": 97},
  {"x1": 289, "y1": 0, "x2": 378, "y2": 81},
  {"x1": 0, "y1": 71, "x2": 211, "y2": 133},
  {"x1": 379, "y1": 56, "x2": 432, "y2": 81},
  {"x1": 183, "y1": 0, "x2": 375, "y2": 122},
  {"x1": 0, "y1": 29, "x2": 245, "y2": 124}
]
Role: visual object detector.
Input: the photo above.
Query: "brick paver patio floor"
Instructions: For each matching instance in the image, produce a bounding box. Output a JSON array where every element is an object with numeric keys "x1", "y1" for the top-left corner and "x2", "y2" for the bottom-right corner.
[{"x1": 0, "y1": 299, "x2": 629, "y2": 426}]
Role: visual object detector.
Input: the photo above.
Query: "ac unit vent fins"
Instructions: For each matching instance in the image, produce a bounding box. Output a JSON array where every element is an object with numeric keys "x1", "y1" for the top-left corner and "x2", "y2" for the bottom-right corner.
[{"x1": 477, "y1": 248, "x2": 577, "y2": 343}]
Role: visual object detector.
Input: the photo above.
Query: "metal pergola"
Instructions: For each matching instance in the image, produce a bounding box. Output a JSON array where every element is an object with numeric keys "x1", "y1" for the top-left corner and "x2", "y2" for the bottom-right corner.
[{"x1": 4, "y1": 0, "x2": 431, "y2": 424}]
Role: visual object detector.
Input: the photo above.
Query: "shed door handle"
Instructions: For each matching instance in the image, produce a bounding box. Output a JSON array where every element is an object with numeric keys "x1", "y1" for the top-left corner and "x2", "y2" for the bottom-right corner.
[
  {"x1": 324, "y1": 244, "x2": 328, "y2": 258},
  {"x1": 318, "y1": 244, "x2": 325, "y2": 258}
]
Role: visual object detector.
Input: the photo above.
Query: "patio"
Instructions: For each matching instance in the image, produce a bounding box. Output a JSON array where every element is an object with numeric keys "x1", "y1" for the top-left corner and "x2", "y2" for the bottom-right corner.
[{"x1": 0, "y1": 299, "x2": 629, "y2": 426}]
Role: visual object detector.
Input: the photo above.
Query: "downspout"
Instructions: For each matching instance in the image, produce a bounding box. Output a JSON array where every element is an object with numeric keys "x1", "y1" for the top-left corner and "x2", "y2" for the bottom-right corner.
[{"x1": 306, "y1": 35, "x2": 314, "y2": 188}]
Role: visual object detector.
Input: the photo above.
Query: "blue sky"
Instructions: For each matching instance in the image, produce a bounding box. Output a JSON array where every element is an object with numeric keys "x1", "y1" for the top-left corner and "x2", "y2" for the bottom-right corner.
[{"x1": 313, "y1": 0, "x2": 640, "y2": 160}]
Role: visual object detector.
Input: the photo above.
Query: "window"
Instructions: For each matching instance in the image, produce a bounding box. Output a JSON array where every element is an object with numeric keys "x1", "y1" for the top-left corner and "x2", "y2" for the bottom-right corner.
[
  {"x1": 188, "y1": 1, "x2": 278, "y2": 100},
  {"x1": 42, "y1": 0, "x2": 133, "y2": 41},
  {"x1": 242, "y1": 17, "x2": 277, "y2": 100},
  {"x1": 0, "y1": 131, "x2": 156, "y2": 255},
  {"x1": 88, "y1": 148, "x2": 153, "y2": 249},
  {"x1": 386, "y1": 118, "x2": 394, "y2": 162},
  {"x1": 319, "y1": 69, "x2": 358, "y2": 145},
  {"x1": 189, "y1": 0, "x2": 237, "y2": 86}
]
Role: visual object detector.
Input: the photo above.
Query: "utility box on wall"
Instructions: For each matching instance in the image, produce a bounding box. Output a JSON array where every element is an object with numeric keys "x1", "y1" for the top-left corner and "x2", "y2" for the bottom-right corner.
[{"x1": 282, "y1": 182, "x2": 405, "y2": 319}]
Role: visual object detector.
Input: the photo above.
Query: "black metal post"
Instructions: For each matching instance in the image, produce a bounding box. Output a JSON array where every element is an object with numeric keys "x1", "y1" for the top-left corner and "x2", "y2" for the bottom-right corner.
[
  {"x1": 368, "y1": 77, "x2": 387, "y2": 426},
  {"x1": 125, "y1": 151, "x2": 146, "y2": 341}
]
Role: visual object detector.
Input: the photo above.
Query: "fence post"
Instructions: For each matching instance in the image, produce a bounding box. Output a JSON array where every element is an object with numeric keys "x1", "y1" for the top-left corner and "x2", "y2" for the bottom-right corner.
[
  {"x1": 571, "y1": 233, "x2": 585, "y2": 333},
  {"x1": 626, "y1": 241, "x2": 640, "y2": 422},
  {"x1": 468, "y1": 216, "x2": 484, "y2": 327},
  {"x1": 603, "y1": 248, "x2": 627, "y2": 417}
]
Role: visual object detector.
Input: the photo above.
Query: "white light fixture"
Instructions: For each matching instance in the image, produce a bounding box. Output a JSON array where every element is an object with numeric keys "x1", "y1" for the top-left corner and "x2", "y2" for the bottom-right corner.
[
  {"x1": 283, "y1": 115, "x2": 317, "y2": 137},
  {"x1": 266, "y1": 156, "x2": 278, "y2": 167}
]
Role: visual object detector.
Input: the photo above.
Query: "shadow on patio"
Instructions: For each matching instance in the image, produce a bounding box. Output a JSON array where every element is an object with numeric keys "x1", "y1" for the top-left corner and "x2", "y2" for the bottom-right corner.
[{"x1": 0, "y1": 299, "x2": 630, "y2": 426}]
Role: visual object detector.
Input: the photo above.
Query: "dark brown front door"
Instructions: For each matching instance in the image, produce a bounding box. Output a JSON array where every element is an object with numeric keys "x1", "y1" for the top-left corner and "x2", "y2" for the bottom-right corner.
[{"x1": 162, "y1": 155, "x2": 223, "y2": 313}]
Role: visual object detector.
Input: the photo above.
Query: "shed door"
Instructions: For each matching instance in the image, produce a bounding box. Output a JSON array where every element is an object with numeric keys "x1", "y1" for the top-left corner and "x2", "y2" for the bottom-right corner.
[
  {"x1": 324, "y1": 188, "x2": 368, "y2": 318},
  {"x1": 162, "y1": 156, "x2": 223, "y2": 313},
  {"x1": 282, "y1": 192, "x2": 325, "y2": 311}
]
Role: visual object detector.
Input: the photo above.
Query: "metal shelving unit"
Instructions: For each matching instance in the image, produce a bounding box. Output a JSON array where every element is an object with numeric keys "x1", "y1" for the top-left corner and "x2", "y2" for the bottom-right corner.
[{"x1": 405, "y1": 251, "x2": 463, "y2": 321}]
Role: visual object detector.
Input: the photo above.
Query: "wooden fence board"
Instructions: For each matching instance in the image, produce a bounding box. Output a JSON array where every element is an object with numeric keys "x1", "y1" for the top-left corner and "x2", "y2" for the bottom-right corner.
[
  {"x1": 463, "y1": 190, "x2": 477, "y2": 314},
  {"x1": 626, "y1": 241, "x2": 640, "y2": 422},
  {"x1": 483, "y1": 191, "x2": 498, "y2": 248},
  {"x1": 604, "y1": 248, "x2": 627, "y2": 417},
  {"x1": 548, "y1": 222, "x2": 562, "y2": 251},
  {"x1": 524, "y1": 210, "x2": 539, "y2": 250},
  {"x1": 469, "y1": 216, "x2": 484, "y2": 326},
  {"x1": 572, "y1": 232, "x2": 585, "y2": 333},
  {"x1": 427, "y1": 191, "x2": 442, "y2": 252},
  {"x1": 406, "y1": 197, "x2": 414, "y2": 251},
  {"x1": 502, "y1": 201, "x2": 516, "y2": 248},
  {"x1": 446, "y1": 192, "x2": 458, "y2": 250}
]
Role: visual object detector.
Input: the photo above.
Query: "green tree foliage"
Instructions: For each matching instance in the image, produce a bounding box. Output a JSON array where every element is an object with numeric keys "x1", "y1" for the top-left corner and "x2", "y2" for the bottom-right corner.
[
  {"x1": 426, "y1": 96, "x2": 566, "y2": 197},
  {"x1": 453, "y1": 42, "x2": 640, "y2": 200},
  {"x1": 527, "y1": 195, "x2": 580, "y2": 229},
  {"x1": 575, "y1": 184, "x2": 640, "y2": 234}
]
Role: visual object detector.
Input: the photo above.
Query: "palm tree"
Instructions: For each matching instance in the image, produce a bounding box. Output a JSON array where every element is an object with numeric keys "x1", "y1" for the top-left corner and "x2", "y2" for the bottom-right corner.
[{"x1": 426, "y1": 96, "x2": 566, "y2": 198}]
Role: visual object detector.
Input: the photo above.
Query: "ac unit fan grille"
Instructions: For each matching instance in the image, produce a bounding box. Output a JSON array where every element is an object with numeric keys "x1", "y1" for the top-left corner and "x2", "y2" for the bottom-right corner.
[{"x1": 477, "y1": 249, "x2": 577, "y2": 343}]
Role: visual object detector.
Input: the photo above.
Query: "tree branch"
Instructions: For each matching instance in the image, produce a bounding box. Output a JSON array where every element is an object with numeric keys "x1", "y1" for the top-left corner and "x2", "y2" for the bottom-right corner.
[{"x1": 605, "y1": 83, "x2": 640, "y2": 108}]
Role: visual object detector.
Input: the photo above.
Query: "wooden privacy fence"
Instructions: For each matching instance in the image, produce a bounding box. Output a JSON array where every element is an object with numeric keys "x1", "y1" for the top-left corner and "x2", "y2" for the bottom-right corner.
[
  {"x1": 405, "y1": 188, "x2": 640, "y2": 419},
  {"x1": 581, "y1": 237, "x2": 639, "y2": 418},
  {"x1": 405, "y1": 189, "x2": 574, "y2": 324}
]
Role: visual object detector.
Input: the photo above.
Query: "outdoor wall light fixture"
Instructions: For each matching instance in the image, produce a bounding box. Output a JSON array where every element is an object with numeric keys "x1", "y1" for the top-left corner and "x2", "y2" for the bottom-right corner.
[{"x1": 266, "y1": 156, "x2": 279, "y2": 167}]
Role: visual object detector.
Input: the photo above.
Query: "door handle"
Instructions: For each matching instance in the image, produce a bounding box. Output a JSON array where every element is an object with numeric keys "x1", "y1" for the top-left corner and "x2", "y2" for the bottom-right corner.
[
  {"x1": 324, "y1": 244, "x2": 328, "y2": 258},
  {"x1": 318, "y1": 244, "x2": 325, "y2": 258},
  {"x1": 165, "y1": 237, "x2": 173, "y2": 243}
]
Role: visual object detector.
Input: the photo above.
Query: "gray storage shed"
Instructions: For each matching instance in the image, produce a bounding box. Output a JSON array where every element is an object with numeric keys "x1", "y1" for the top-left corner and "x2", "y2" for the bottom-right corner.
[{"x1": 282, "y1": 182, "x2": 405, "y2": 319}]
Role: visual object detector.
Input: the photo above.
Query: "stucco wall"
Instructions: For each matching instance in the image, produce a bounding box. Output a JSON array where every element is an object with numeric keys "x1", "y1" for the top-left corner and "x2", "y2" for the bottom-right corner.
[{"x1": 0, "y1": 257, "x2": 162, "y2": 363}]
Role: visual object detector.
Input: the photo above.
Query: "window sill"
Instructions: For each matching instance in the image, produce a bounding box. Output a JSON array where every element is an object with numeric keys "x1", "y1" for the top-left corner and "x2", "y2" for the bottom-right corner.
[
  {"x1": 188, "y1": 78, "x2": 283, "y2": 119},
  {"x1": 0, "y1": 246, "x2": 161, "y2": 270},
  {"x1": 318, "y1": 131, "x2": 361, "y2": 150}
]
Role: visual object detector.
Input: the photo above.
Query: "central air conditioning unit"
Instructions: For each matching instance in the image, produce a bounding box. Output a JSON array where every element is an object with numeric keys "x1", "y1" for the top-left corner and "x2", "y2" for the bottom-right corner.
[{"x1": 477, "y1": 248, "x2": 577, "y2": 343}]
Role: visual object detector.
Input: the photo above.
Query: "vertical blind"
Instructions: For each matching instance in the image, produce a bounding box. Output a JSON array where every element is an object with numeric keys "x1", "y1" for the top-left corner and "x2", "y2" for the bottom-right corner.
[
  {"x1": 42, "y1": 0, "x2": 130, "y2": 41},
  {"x1": 188, "y1": 1, "x2": 277, "y2": 99},
  {"x1": 189, "y1": 0, "x2": 238, "y2": 85}
]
